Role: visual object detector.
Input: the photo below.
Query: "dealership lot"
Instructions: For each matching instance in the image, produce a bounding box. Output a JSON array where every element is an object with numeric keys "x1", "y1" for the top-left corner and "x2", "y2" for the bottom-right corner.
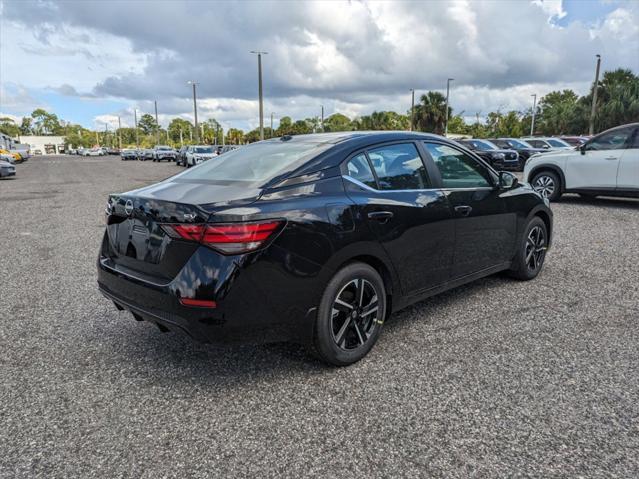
[{"x1": 1, "y1": 155, "x2": 638, "y2": 477}]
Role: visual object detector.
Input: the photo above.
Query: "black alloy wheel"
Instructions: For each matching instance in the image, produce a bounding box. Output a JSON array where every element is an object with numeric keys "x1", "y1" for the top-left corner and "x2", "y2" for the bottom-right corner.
[
  {"x1": 313, "y1": 263, "x2": 386, "y2": 366},
  {"x1": 508, "y1": 217, "x2": 548, "y2": 280}
]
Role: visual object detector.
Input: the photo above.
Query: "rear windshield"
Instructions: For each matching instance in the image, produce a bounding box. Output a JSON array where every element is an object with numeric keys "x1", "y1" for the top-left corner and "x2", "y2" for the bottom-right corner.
[{"x1": 177, "y1": 140, "x2": 331, "y2": 183}]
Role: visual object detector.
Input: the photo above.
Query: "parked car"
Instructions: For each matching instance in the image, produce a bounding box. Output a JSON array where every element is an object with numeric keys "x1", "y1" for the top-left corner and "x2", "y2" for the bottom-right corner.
[
  {"x1": 218, "y1": 145, "x2": 239, "y2": 155},
  {"x1": 138, "y1": 149, "x2": 154, "y2": 161},
  {"x1": 521, "y1": 137, "x2": 573, "y2": 151},
  {"x1": 176, "y1": 146, "x2": 188, "y2": 166},
  {"x1": 184, "y1": 145, "x2": 217, "y2": 167},
  {"x1": 0, "y1": 152, "x2": 16, "y2": 164},
  {"x1": 558, "y1": 136, "x2": 590, "y2": 147},
  {"x1": 98, "y1": 131, "x2": 553, "y2": 366},
  {"x1": 152, "y1": 145, "x2": 178, "y2": 162},
  {"x1": 120, "y1": 149, "x2": 138, "y2": 161},
  {"x1": 490, "y1": 138, "x2": 549, "y2": 164},
  {"x1": 0, "y1": 149, "x2": 22, "y2": 163},
  {"x1": 0, "y1": 159, "x2": 16, "y2": 178},
  {"x1": 106, "y1": 147, "x2": 121, "y2": 155},
  {"x1": 12, "y1": 144, "x2": 30, "y2": 160},
  {"x1": 458, "y1": 139, "x2": 521, "y2": 170},
  {"x1": 83, "y1": 148, "x2": 106, "y2": 157},
  {"x1": 67, "y1": 148, "x2": 78, "y2": 155},
  {"x1": 524, "y1": 123, "x2": 639, "y2": 201}
]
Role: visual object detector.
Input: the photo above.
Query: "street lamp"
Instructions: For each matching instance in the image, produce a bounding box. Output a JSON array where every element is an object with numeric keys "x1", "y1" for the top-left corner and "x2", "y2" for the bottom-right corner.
[
  {"x1": 409, "y1": 89, "x2": 415, "y2": 132},
  {"x1": 250, "y1": 51, "x2": 268, "y2": 140},
  {"x1": 117, "y1": 116, "x2": 122, "y2": 150},
  {"x1": 320, "y1": 105, "x2": 324, "y2": 132},
  {"x1": 134, "y1": 109, "x2": 139, "y2": 149},
  {"x1": 154, "y1": 100, "x2": 160, "y2": 146},
  {"x1": 187, "y1": 80, "x2": 199, "y2": 142},
  {"x1": 444, "y1": 78, "x2": 454, "y2": 136},
  {"x1": 270, "y1": 112, "x2": 274, "y2": 138},
  {"x1": 530, "y1": 94, "x2": 537, "y2": 136},
  {"x1": 589, "y1": 54, "x2": 602, "y2": 136}
]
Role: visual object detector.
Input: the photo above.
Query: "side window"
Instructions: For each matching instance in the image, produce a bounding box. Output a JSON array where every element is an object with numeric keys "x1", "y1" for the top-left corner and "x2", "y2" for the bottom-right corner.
[
  {"x1": 345, "y1": 153, "x2": 377, "y2": 188},
  {"x1": 527, "y1": 139, "x2": 546, "y2": 148},
  {"x1": 423, "y1": 142, "x2": 492, "y2": 189},
  {"x1": 367, "y1": 143, "x2": 429, "y2": 190},
  {"x1": 631, "y1": 129, "x2": 639, "y2": 148},
  {"x1": 587, "y1": 127, "x2": 634, "y2": 151}
]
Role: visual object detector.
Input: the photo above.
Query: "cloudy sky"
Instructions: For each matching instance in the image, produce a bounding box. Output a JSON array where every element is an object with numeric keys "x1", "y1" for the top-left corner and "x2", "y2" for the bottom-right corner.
[{"x1": 1, "y1": 0, "x2": 638, "y2": 132}]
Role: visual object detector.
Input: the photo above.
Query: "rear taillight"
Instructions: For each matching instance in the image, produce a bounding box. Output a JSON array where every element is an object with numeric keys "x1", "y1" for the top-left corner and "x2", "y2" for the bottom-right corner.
[{"x1": 161, "y1": 220, "x2": 283, "y2": 254}]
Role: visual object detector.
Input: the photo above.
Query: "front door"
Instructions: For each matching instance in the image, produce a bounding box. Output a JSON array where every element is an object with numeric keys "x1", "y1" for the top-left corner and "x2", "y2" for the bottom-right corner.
[
  {"x1": 422, "y1": 141, "x2": 517, "y2": 278},
  {"x1": 616, "y1": 127, "x2": 639, "y2": 190},
  {"x1": 343, "y1": 143, "x2": 454, "y2": 295},
  {"x1": 566, "y1": 126, "x2": 636, "y2": 190}
]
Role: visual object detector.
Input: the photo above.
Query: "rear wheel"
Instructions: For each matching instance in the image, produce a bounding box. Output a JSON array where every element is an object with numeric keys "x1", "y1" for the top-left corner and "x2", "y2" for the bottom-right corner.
[
  {"x1": 531, "y1": 171, "x2": 561, "y2": 201},
  {"x1": 508, "y1": 217, "x2": 548, "y2": 280},
  {"x1": 313, "y1": 263, "x2": 386, "y2": 366}
]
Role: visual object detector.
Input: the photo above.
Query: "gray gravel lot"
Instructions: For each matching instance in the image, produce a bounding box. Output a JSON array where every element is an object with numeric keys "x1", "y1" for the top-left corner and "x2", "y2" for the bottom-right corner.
[{"x1": 1, "y1": 155, "x2": 638, "y2": 478}]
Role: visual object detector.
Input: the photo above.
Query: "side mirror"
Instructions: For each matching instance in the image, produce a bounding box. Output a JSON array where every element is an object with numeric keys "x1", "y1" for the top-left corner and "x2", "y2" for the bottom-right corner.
[{"x1": 498, "y1": 171, "x2": 518, "y2": 189}]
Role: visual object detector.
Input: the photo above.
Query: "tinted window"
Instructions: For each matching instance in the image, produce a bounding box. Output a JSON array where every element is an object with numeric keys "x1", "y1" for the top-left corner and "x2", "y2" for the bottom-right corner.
[
  {"x1": 526, "y1": 139, "x2": 547, "y2": 148},
  {"x1": 547, "y1": 138, "x2": 570, "y2": 148},
  {"x1": 423, "y1": 142, "x2": 492, "y2": 189},
  {"x1": 631, "y1": 129, "x2": 639, "y2": 148},
  {"x1": 178, "y1": 140, "x2": 331, "y2": 183},
  {"x1": 345, "y1": 153, "x2": 376, "y2": 188},
  {"x1": 586, "y1": 127, "x2": 634, "y2": 151},
  {"x1": 367, "y1": 143, "x2": 429, "y2": 190}
]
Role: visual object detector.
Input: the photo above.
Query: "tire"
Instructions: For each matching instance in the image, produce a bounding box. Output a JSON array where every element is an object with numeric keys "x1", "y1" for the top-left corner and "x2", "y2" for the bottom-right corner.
[
  {"x1": 508, "y1": 217, "x2": 548, "y2": 281},
  {"x1": 531, "y1": 170, "x2": 561, "y2": 201},
  {"x1": 312, "y1": 263, "x2": 386, "y2": 366}
]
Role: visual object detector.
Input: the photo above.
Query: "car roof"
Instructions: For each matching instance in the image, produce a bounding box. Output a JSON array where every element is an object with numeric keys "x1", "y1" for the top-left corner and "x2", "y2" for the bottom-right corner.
[{"x1": 264, "y1": 130, "x2": 443, "y2": 145}]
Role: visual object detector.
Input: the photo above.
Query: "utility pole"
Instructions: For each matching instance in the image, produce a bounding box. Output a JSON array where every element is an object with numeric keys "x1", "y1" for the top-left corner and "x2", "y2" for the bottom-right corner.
[
  {"x1": 188, "y1": 81, "x2": 199, "y2": 142},
  {"x1": 179, "y1": 128, "x2": 183, "y2": 146},
  {"x1": 320, "y1": 105, "x2": 324, "y2": 132},
  {"x1": 117, "y1": 116, "x2": 122, "y2": 149},
  {"x1": 530, "y1": 94, "x2": 537, "y2": 136},
  {"x1": 444, "y1": 78, "x2": 454, "y2": 136},
  {"x1": 250, "y1": 51, "x2": 268, "y2": 140},
  {"x1": 270, "y1": 112, "x2": 274, "y2": 138},
  {"x1": 134, "y1": 109, "x2": 139, "y2": 149},
  {"x1": 409, "y1": 89, "x2": 415, "y2": 132},
  {"x1": 589, "y1": 54, "x2": 601, "y2": 136},
  {"x1": 154, "y1": 100, "x2": 160, "y2": 146}
]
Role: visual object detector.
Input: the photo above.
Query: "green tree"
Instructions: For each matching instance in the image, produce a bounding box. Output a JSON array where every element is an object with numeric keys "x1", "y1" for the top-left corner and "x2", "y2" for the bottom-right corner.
[
  {"x1": 137, "y1": 114, "x2": 158, "y2": 135},
  {"x1": 167, "y1": 118, "x2": 193, "y2": 145},
  {"x1": 31, "y1": 108, "x2": 62, "y2": 135},
  {"x1": 594, "y1": 68, "x2": 639, "y2": 132},
  {"x1": 414, "y1": 92, "x2": 449, "y2": 134},
  {"x1": 225, "y1": 128, "x2": 244, "y2": 144},
  {"x1": 0, "y1": 117, "x2": 20, "y2": 137},
  {"x1": 537, "y1": 89, "x2": 580, "y2": 135},
  {"x1": 276, "y1": 116, "x2": 293, "y2": 136},
  {"x1": 19, "y1": 117, "x2": 33, "y2": 135},
  {"x1": 323, "y1": 113, "x2": 353, "y2": 132}
]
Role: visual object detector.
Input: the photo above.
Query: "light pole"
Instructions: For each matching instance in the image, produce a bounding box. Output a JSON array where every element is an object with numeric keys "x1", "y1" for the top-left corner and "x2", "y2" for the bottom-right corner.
[
  {"x1": 250, "y1": 51, "x2": 268, "y2": 140},
  {"x1": 134, "y1": 109, "x2": 139, "y2": 149},
  {"x1": 409, "y1": 89, "x2": 415, "y2": 132},
  {"x1": 154, "y1": 100, "x2": 160, "y2": 146},
  {"x1": 589, "y1": 54, "x2": 602, "y2": 136},
  {"x1": 320, "y1": 105, "x2": 324, "y2": 132},
  {"x1": 117, "y1": 116, "x2": 122, "y2": 150},
  {"x1": 444, "y1": 78, "x2": 454, "y2": 136},
  {"x1": 270, "y1": 112, "x2": 274, "y2": 138},
  {"x1": 187, "y1": 80, "x2": 199, "y2": 142},
  {"x1": 530, "y1": 94, "x2": 537, "y2": 136}
]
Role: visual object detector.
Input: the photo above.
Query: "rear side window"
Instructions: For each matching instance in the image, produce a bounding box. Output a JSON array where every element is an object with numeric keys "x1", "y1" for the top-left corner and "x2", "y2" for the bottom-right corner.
[
  {"x1": 587, "y1": 127, "x2": 634, "y2": 151},
  {"x1": 367, "y1": 143, "x2": 429, "y2": 190},
  {"x1": 423, "y1": 143, "x2": 492, "y2": 189},
  {"x1": 345, "y1": 153, "x2": 377, "y2": 188}
]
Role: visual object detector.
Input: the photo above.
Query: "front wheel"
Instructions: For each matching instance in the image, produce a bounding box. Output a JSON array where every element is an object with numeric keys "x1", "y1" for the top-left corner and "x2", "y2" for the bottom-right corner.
[
  {"x1": 508, "y1": 217, "x2": 548, "y2": 281},
  {"x1": 313, "y1": 263, "x2": 386, "y2": 366},
  {"x1": 531, "y1": 171, "x2": 561, "y2": 201}
]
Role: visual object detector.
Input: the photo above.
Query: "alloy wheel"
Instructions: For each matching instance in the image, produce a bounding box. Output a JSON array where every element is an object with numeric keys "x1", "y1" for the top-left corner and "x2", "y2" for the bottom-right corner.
[
  {"x1": 533, "y1": 175, "x2": 555, "y2": 199},
  {"x1": 331, "y1": 278, "x2": 380, "y2": 350},
  {"x1": 525, "y1": 225, "x2": 546, "y2": 271}
]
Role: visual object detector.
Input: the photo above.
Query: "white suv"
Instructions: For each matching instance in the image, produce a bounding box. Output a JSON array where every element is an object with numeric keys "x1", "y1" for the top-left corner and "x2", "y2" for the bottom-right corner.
[{"x1": 523, "y1": 123, "x2": 639, "y2": 201}]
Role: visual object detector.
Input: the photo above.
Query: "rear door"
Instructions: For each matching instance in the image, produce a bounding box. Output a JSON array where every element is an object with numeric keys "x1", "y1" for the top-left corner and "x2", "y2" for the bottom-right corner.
[
  {"x1": 421, "y1": 141, "x2": 517, "y2": 278},
  {"x1": 616, "y1": 127, "x2": 639, "y2": 190},
  {"x1": 566, "y1": 126, "x2": 635, "y2": 190},
  {"x1": 342, "y1": 142, "x2": 454, "y2": 295}
]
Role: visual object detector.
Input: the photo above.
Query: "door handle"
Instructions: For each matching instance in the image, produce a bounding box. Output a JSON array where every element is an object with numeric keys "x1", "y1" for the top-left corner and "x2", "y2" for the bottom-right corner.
[
  {"x1": 454, "y1": 205, "x2": 473, "y2": 217},
  {"x1": 367, "y1": 211, "x2": 394, "y2": 222},
  {"x1": 604, "y1": 157, "x2": 618, "y2": 160}
]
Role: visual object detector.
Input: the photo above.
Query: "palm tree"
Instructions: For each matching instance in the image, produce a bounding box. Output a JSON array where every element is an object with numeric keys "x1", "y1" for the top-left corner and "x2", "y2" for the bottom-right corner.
[{"x1": 414, "y1": 91, "x2": 449, "y2": 134}]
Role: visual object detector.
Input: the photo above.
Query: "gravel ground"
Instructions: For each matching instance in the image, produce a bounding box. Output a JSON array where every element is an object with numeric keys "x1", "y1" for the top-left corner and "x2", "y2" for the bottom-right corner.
[{"x1": 1, "y1": 155, "x2": 638, "y2": 478}]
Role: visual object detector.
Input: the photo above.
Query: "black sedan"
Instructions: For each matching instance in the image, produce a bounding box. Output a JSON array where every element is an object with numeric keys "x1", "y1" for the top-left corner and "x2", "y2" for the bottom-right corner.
[
  {"x1": 459, "y1": 139, "x2": 521, "y2": 171},
  {"x1": 490, "y1": 138, "x2": 548, "y2": 165},
  {"x1": 98, "y1": 132, "x2": 552, "y2": 366}
]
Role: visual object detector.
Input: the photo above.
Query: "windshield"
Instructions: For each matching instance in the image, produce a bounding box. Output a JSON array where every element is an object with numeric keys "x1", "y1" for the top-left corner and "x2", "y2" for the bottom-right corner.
[
  {"x1": 194, "y1": 147, "x2": 214, "y2": 153},
  {"x1": 469, "y1": 140, "x2": 497, "y2": 151},
  {"x1": 177, "y1": 140, "x2": 331, "y2": 183},
  {"x1": 507, "y1": 139, "x2": 533, "y2": 149},
  {"x1": 546, "y1": 138, "x2": 570, "y2": 148}
]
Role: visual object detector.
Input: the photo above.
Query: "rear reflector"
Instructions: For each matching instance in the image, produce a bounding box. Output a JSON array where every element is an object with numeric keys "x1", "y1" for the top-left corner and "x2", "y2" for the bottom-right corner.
[
  {"x1": 179, "y1": 298, "x2": 217, "y2": 308},
  {"x1": 161, "y1": 220, "x2": 283, "y2": 254}
]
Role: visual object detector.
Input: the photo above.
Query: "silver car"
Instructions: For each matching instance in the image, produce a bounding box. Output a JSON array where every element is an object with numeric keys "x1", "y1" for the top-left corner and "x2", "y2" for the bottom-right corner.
[{"x1": 0, "y1": 159, "x2": 16, "y2": 178}]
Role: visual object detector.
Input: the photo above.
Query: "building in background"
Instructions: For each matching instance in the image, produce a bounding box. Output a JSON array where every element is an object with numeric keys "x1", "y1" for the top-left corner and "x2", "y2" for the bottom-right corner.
[{"x1": 18, "y1": 136, "x2": 66, "y2": 155}]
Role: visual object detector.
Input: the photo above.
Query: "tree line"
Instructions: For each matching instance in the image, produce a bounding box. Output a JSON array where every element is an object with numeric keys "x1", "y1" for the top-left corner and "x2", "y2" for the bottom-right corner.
[{"x1": 1, "y1": 68, "x2": 636, "y2": 148}]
